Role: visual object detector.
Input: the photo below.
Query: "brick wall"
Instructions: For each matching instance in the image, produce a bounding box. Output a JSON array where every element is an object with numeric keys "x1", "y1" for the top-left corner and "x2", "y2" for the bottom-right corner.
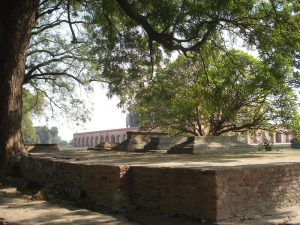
[
  {"x1": 20, "y1": 156, "x2": 300, "y2": 223},
  {"x1": 126, "y1": 167, "x2": 217, "y2": 221},
  {"x1": 215, "y1": 163, "x2": 300, "y2": 220},
  {"x1": 20, "y1": 157, "x2": 127, "y2": 210}
]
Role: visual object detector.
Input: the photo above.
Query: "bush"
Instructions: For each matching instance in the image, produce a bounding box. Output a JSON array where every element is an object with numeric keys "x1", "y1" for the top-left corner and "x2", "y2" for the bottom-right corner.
[
  {"x1": 258, "y1": 138, "x2": 272, "y2": 151},
  {"x1": 291, "y1": 138, "x2": 300, "y2": 149}
]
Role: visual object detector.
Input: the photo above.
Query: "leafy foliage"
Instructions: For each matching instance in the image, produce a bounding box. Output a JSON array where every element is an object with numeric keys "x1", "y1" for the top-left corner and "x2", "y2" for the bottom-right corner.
[
  {"x1": 22, "y1": 114, "x2": 40, "y2": 144},
  {"x1": 35, "y1": 126, "x2": 61, "y2": 144},
  {"x1": 132, "y1": 49, "x2": 299, "y2": 136},
  {"x1": 23, "y1": 1, "x2": 300, "y2": 137},
  {"x1": 22, "y1": 89, "x2": 45, "y2": 143},
  {"x1": 258, "y1": 138, "x2": 273, "y2": 151},
  {"x1": 85, "y1": 0, "x2": 300, "y2": 99},
  {"x1": 58, "y1": 140, "x2": 72, "y2": 147},
  {"x1": 24, "y1": 0, "x2": 96, "y2": 125}
]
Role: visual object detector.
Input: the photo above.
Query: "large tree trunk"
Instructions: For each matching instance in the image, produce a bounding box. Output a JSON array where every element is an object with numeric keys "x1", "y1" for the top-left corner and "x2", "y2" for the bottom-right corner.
[{"x1": 0, "y1": 1, "x2": 39, "y2": 170}]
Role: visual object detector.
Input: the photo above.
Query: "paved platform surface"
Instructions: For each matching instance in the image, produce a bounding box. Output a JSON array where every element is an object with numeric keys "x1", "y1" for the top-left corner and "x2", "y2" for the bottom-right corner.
[
  {"x1": 0, "y1": 186, "x2": 137, "y2": 225},
  {"x1": 30, "y1": 149, "x2": 300, "y2": 169}
]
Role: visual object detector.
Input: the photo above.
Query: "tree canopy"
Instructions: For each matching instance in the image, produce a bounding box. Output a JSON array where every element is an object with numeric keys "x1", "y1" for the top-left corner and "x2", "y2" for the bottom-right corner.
[
  {"x1": 0, "y1": 0, "x2": 300, "y2": 165},
  {"x1": 24, "y1": 0, "x2": 300, "y2": 124},
  {"x1": 35, "y1": 126, "x2": 61, "y2": 144},
  {"x1": 86, "y1": 0, "x2": 300, "y2": 99},
  {"x1": 23, "y1": 0, "x2": 98, "y2": 124},
  {"x1": 132, "y1": 48, "x2": 299, "y2": 136}
]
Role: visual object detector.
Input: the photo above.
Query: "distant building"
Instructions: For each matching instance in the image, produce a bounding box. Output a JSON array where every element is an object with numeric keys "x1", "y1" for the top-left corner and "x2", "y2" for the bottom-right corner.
[
  {"x1": 243, "y1": 130, "x2": 293, "y2": 145},
  {"x1": 73, "y1": 127, "x2": 138, "y2": 148},
  {"x1": 73, "y1": 126, "x2": 293, "y2": 148}
]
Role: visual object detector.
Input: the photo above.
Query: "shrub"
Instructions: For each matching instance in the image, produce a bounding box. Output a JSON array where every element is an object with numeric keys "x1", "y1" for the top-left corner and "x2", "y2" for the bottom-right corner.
[
  {"x1": 258, "y1": 138, "x2": 272, "y2": 151},
  {"x1": 291, "y1": 138, "x2": 300, "y2": 149}
]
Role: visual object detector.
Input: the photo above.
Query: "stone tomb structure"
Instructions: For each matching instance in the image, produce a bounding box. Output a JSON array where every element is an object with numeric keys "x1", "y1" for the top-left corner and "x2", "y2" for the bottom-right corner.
[
  {"x1": 20, "y1": 150, "x2": 300, "y2": 224},
  {"x1": 53, "y1": 131, "x2": 295, "y2": 223},
  {"x1": 113, "y1": 131, "x2": 169, "y2": 151},
  {"x1": 24, "y1": 143, "x2": 60, "y2": 152},
  {"x1": 168, "y1": 136, "x2": 257, "y2": 154},
  {"x1": 114, "y1": 132, "x2": 257, "y2": 154}
]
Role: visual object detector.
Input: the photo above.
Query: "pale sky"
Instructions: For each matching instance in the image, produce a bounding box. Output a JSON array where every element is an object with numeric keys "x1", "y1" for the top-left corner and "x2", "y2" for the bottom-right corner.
[{"x1": 33, "y1": 83, "x2": 127, "y2": 142}]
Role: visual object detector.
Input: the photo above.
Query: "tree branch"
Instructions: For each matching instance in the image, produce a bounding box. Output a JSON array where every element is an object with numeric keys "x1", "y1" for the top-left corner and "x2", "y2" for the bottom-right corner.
[
  {"x1": 32, "y1": 19, "x2": 86, "y2": 35},
  {"x1": 24, "y1": 71, "x2": 83, "y2": 85},
  {"x1": 24, "y1": 55, "x2": 90, "y2": 82},
  {"x1": 36, "y1": 0, "x2": 63, "y2": 20},
  {"x1": 67, "y1": 0, "x2": 77, "y2": 43},
  {"x1": 116, "y1": 0, "x2": 218, "y2": 53}
]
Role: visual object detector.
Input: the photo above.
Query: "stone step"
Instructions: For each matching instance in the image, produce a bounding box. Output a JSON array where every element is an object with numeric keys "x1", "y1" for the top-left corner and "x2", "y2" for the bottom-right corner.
[
  {"x1": 168, "y1": 136, "x2": 256, "y2": 154},
  {"x1": 144, "y1": 136, "x2": 189, "y2": 150},
  {"x1": 194, "y1": 136, "x2": 249, "y2": 146},
  {"x1": 115, "y1": 134, "x2": 257, "y2": 154},
  {"x1": 114, "y1": 132, "x2": 168, "y2": 151},
  {"x1": 112, "y1": 140, "x2": 131, "y2": 151}
]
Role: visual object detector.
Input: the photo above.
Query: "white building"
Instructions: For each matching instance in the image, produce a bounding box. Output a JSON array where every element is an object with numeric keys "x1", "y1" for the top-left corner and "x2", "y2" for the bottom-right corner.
[{"x1": 73, "y1": 127, "x2": 138, "y2": 147}]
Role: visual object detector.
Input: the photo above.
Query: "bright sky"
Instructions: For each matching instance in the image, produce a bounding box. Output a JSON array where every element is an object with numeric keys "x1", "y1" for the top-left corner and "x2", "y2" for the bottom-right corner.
[{"x1": 33, "y1": 83, "x2": 127, "y2": 142}]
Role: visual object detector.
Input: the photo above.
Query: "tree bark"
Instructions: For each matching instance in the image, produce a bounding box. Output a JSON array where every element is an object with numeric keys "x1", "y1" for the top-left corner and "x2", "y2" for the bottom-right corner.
[{"x1": 0, "y1": 0, "x2": 39, "y2": 169}]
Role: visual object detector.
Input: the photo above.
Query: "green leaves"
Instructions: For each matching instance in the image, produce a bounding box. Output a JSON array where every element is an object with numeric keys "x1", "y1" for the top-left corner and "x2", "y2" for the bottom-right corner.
[
  {"x1": 22, "y1": 89, "x2": 45, "y2": 143},
  {"x1": 23, "y1": 0, "x2": 299, "y2": 136},
  {"x1": 133, "y1": 48, "x2": 299, "y2": 136},
  {"x1": 24, "y1": 0, "x2": 98, "y2": 125}
]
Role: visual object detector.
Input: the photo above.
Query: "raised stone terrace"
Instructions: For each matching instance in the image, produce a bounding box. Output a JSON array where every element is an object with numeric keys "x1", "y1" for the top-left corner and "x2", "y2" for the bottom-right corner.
[
  {"x1": 20, "y1": 149, "x2": 300, "y2": 224},
  {"x1": 113, "y1": 132, "x2": 257, "y2": 154}
]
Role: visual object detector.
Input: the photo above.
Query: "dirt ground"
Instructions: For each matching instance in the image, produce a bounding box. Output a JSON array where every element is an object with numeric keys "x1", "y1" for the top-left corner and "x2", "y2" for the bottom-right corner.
[
  {"x1": 1, "y1": 184, "x2": 300, "y2": 225},
  {"x1": 219, "y1": 207, "x2": 300, "y2": 225},
  {"x1": 0, "y1": 185, "x2": 138, "y2": 225}
]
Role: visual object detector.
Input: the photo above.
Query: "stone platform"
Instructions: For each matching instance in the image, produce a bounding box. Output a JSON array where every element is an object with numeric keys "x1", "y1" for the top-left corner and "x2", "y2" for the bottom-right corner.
[
  {"x1": 113, "y1": 133, "x2": 258, "y2": 154},
  {"x1": 20, "y1": 150, "x2": 300, "y2": 224},
  {"x1": 167, "y1": 136, "x2": 257, "y2": 154}
]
